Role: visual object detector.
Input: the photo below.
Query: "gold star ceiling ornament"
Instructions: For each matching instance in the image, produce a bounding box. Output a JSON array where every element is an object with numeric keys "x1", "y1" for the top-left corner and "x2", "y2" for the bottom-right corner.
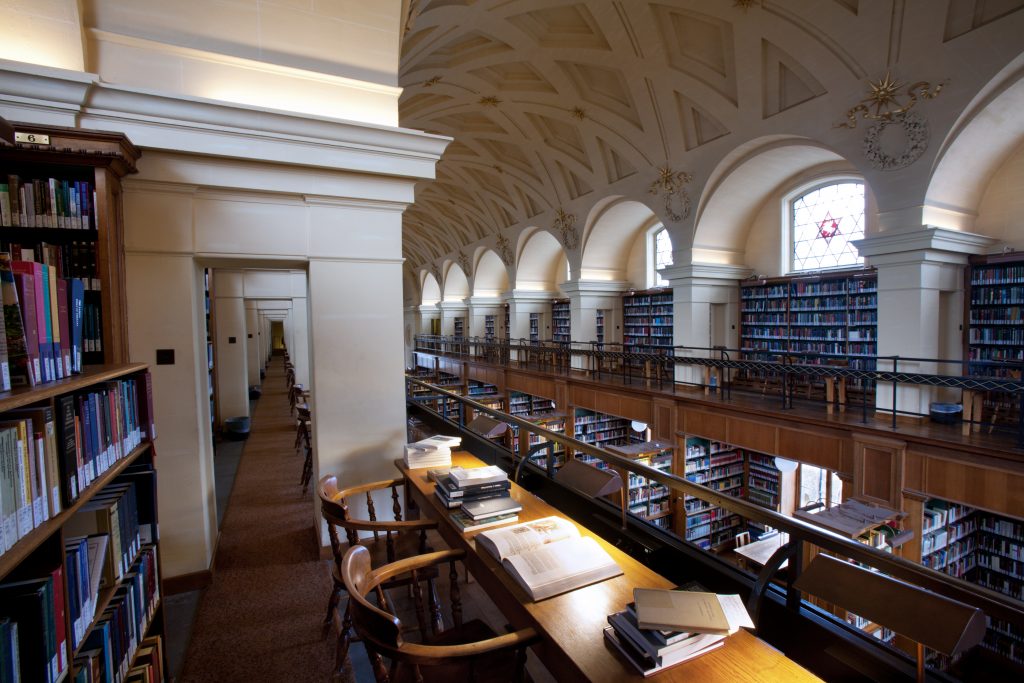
[
  {"x1": 837, "y1": 71, "x2": 947, "y2": 129},
  {"x1": 479, "y1": 95, "x2": 501, "y2": 107},
  {"x1": 649, "y1": 166, "x2": 694, "y2": 222},
  {"x1": 570, "y1": 106, "x2": 586, "y2": 121},
  {"x1": 423, "y1": 76, "x2": 441, "y2": 87}
]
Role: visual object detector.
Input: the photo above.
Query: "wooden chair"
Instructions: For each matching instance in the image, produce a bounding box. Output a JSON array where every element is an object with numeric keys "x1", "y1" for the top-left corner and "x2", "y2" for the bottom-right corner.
[
  {"x1": 319, "y1": 475, "x2": 441, "y2": 670},
  {"x1": 342, "y1": 544, "x2": 539, "y2": 683},
  {"x1": 734, "y1": 531, "x2": 751, "y2": 548}
]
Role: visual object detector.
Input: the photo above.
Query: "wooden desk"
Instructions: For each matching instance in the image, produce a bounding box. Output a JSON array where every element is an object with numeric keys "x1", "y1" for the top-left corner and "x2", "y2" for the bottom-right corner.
[
  {"x1": 397, "y1": 452, "x2": 822, "y2": 682},
  {"x1": 735, "y1": 533, "x2": 791, "y2": 570}
]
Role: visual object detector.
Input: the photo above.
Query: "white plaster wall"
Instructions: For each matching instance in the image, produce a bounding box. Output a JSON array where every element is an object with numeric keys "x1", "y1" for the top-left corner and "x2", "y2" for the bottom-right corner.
[
  {"x1": 974, "y1": 140, "x2": 1024, "y2": 251},
  {"x1": 245, "y1": 304, "x2": 260, "y2": 387},
  {"x1": 0, "y1": 0, "x2": 85, "y2": 71},
  {"x1": 125, "y1": 252, "x2": 216, "y2": 578},
  {"x1": 213, "y1": 270, "x2": 250, "y2": 423}
]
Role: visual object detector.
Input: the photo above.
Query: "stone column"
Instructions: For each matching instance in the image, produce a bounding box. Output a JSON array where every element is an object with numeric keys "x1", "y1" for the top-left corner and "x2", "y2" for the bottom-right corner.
[
  {"x1": 438, "y1": 301, "x2": 468, "y2": 337},
  {"x1": 559, "y1": 280, "x2": 630, "y2": 369},
  {"x1": 245, "y1": 302, "x2": 260, "y2": 387},
  {"x1": 213, "y1": 269, "x2": 250, "y2": 424},
  {"x1": 661, "y1": 263, "x2": 751, "y2": 386},
  {"x1": 855, "y1": 227, "x2": 995, "y2": 418}
]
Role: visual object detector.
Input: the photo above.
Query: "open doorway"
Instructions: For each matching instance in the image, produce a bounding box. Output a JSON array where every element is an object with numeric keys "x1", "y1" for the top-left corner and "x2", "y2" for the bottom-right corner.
[{"x1": 271, "y1": 320, "x2": 285, "y2": 354}]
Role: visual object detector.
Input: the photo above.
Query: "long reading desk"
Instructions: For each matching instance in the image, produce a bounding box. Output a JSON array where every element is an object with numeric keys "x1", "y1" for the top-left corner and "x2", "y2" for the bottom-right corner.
[{"x1": 397, "y1": 451, "x2": 822, "y2": 682}]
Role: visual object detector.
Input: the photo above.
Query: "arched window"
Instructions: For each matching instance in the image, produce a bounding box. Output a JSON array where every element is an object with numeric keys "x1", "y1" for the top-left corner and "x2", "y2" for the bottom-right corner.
[
  {"x1": 653, "y1": 227, "x2": 673, "y2": 286},
  {"x1": 790, "y1": 181, "x2": 865, "y2": 272}
]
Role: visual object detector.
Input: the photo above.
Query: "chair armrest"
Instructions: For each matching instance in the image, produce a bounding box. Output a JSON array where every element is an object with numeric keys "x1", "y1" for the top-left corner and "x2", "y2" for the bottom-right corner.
[
  {"x1": 342, "y1": 518, "x2": 439, "y2": 534},
  {"x1": 372, "y1": 548, "x2": 466, "y2": 584},
  {"x1": 401, "y1": 627, "x2": 540, "y2": 659},
  {"x1": 333, "y1": 477, "x2": 408, "y2": 498}
]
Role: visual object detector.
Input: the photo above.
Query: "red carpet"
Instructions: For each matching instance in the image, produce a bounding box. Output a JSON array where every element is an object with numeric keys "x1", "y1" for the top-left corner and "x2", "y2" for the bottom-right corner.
[{"x1": 179, "y1": 358, "x2": 336, "y2": 681}]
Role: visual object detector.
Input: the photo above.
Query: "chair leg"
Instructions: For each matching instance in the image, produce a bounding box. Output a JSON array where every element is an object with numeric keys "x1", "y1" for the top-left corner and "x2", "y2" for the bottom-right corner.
[
  {"x1": 301, "y1": 446, "x2": 313, "y2": 494},
  {"x1": 323, "y1": 585, "x2": 341, "y2": 636},
  {"x1": 337, "y1": 602, "x2": 355, "y2": 671}
]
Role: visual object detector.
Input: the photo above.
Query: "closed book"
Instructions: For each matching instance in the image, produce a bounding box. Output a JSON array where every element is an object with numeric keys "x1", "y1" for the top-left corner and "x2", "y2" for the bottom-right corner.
[
  {"x1": 54, "y1": 395, "x2": 79, "y2": 506},
  {"x1": 56, "y1": 279, "x2": 71, "y2": 378},
  {"x1": 449, "y1": 509, "x2": 518, "y2": 533},
  {"x1": 0, "y1": 578, "x2": 56, "y2": 683},
  {"x1": 437, "y1": 474, "x2": 510, "y2": 498},
  {"x1": 11, "y1": 407, "x2": 61, "y2": 519},
  {"x1": 435, "y1": 484, "x2": 511, "y2": 510},
  {"x1": 0, "y1": 427, "x2": 19, "y2": 551},
  {"x1": 0, "y1": 254, "x2": 32, "y2": 388},
  {"x1": 461, "y1": 495, "x2": 522, "y2": 521},
  {"x1": 449, "y1": 465, "x2": 507, "y2": 487},
  {"x1": 603, "y1": 626, "x2": 724, "y2": 677},
  {"x1": 633, "y1": 589, "x2": 734, "y2": 635},
  {"x1": 11, "y1": 261, "x2": 50, "y2": 382},
  {"x1": 69, "y1": 279, "x2": 84, "y2": 373},
  {"x1": 13, "y1": 273, "x2": 40, "y2": 384},
  {"x1": 47, "y1": 265, "x2": 61, "y2": 380}
]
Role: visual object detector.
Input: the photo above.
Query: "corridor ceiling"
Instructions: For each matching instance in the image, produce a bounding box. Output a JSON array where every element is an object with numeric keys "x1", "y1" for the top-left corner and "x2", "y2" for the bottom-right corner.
[{"x1": 397, "y1": 0, "x2": 1023, "y2": 275}]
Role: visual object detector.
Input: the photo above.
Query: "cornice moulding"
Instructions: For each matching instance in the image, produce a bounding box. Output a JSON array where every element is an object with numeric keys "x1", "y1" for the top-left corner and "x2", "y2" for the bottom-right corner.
[
  {"x1": 558, "y1": 280, "x2": 632, "y2": 295},
  {"x1": 437, "y1": 300, "x2": 468, "y2": 311},
  {"x1": 659, "y1": 263, "x2": 753, "y2": 282},
  {"x1": 853, "y1": 227, "x2": 996, "y2": 258},
  {"x1": 501, "y1": 290, "x2": 557, "y2": 303},
  {"x1": 465, "y1": 296, "x2": 503, "y2": 306}
]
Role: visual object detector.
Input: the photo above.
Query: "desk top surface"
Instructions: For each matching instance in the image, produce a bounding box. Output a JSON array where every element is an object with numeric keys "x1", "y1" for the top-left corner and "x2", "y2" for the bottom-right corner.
[
  {"x1": 734, "y1": 533, "x2": 791, "y2": 568},
  {"x1": 397, "y1": 452, "x2": 822, "y2": 683}
]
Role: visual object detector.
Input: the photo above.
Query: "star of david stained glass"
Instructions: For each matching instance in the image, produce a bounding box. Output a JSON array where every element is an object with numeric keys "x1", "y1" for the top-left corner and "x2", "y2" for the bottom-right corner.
[{"x1": 791, "y1": 182, "x2": 865, "y2": 272}]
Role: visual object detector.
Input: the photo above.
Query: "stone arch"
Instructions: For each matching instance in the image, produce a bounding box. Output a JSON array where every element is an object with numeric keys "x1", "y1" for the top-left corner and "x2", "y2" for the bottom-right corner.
[
  {"x1": 472, "y1": 248, "x2": 509, "y2": 297},
  {"x1": 420, "y1": 270, "x2": 440, "y2": 306},
  {"x1": 441, "y1": 261, "x2": 469, "y2": 301},
  {"x1": 515, "y1": 228, "x2": 566, "y2": 292},
  {"x1": 580, "y1": 197, "x2": 660, "y2": 285},
  {"x1": 926, "y1": 53, "x2": 1024, "y2": 235}
]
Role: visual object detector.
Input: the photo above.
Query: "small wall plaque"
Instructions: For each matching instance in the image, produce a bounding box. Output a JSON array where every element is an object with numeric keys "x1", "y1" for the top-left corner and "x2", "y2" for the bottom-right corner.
[{"x1": 15, "y1": 132, "x2": 49, "y2": 145}]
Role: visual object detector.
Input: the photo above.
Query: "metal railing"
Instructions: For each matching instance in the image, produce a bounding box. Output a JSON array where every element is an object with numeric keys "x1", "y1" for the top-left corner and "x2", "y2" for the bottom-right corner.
[
  {"x1": 406, "y1": 374, "x2": 1024, "y2": 677},
  {"x1": 414, "y1": 334, "x2": 1024, "y2": 446}
]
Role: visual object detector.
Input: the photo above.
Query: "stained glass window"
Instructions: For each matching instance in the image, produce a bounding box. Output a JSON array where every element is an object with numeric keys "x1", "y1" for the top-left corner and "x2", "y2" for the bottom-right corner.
[
  {"x1": 654, "y1": 228, "x2": 672, "y2": 286},
  {"x1": 791, "y1": 182, "x2": 865, "y2": 272}
]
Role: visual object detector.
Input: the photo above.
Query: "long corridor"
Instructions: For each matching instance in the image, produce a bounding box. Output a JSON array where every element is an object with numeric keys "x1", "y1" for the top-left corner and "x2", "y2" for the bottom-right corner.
[{"x1": 179, "y1": 357, "x2": 335, "y2": 681}]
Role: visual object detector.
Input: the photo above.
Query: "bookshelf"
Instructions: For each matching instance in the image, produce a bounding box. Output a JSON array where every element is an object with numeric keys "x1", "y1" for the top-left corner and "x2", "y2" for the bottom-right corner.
[
  {"x1": 679, "y1": 436, "x2": 743, "y2": 549},
  {"x1": 744, "y1": 452, "x2": 781, "y2": 530},
  {"x1": 466, "y1": 379, "x2": 504, "y2": 431},
  {"x1": 739, "y1": 269, "x2": 877, "y2": 371},
  {"x1": 0, "y1": 363, "x2": 164, "y2": 682},
  {"x1": 529, "y1": 312, "x2": 540, "y2": 344},
  {"x1": 572, "y1": 408, "x2": 632, "y2": 470},
  {"x1": 503, "y1": 304, "x2": 510, "y2": 341},
  {"x1": 596, "y1": 309, "x2": 606, "y2": 344},
  {"x1": 605, "y1": 441, "x2": 675, "y2": 530},
  {"x1": 0, "y1": 124, "x2": 140, "y2": 373},
  {"x1": 484, "y1": 315, "x2": 496, "y2": 340},
  {"x1": 551, "y1": 299, "x2": 570, "y2": 343},
  {"x1": 622, "y1": 289, "x2": 673, "y2": 357},
  {"x1": 507, "y1": 391, "x2": 565, "y2": 469},
  {"x1": 965, "y1": 254, "x2": 1024, "y2": 429},
  {"x1": 453, "y1": 317, "x2": 464, "y2": 338}
]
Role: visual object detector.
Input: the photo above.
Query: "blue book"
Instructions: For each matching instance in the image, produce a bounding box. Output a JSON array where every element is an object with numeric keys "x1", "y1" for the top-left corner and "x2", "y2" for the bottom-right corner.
[
  {"x1": 69, "y1": 279, "x2": 84, "y2": 373},
  {"x1": 39, "y1": 264, "x2": 54, "y2": 382}
]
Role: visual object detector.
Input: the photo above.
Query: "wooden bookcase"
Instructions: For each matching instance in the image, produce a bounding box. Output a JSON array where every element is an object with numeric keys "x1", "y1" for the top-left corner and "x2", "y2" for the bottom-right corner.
[
  {"x1": 0, "y1": 364, "x2": 164, "y2": 682},
  {"x1": 596, "y1": 309, "x2": 606, "y2": 344},
  {"x1": 503, "y1": 304, "x2": 510, "y2": 341},
  {"x1": 484, "y1": 315, "x2": 496, "y2": 340},
  {"x1": 622, "y1": 288, "x2": 673, "y2": 356},
  {"x1": 606, "y1": 441, "x2": 675, "y2": 530},
  {"x1": 739, "y1": 268, "x2": 877, "y2": 370},
  {"x1": 965, "y1": 254, "x2": 1024, "y2": 430},
  {"x1": 0, "y1": 124, "x2": 140, "y2": 370},
  {"x1": 453, "y1": 317, "x2": 465, "y2": 338},
  {"x1": 528, "y1": 312, "x2": 540, "y2": 343},
  {"x1": 507, "y1": 391, "x2": 564, "y2": 470},
  {"x1": 551, "y1": 298, "x2": 570, "y2": 343}
]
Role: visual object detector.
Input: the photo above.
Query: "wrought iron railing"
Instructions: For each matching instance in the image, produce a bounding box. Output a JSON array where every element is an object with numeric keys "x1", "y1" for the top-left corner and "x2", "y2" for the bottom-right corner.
[{"x1": 413, "y1": 334, "x2": 1024, "y2": 446}]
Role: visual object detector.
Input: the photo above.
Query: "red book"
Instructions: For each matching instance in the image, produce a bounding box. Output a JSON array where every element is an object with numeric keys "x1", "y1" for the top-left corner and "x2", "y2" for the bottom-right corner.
[
  {"x1": 49, "y1": 565, "x2": 67, "y2": 676},
  {"x1": 13, "y1": 272, "x2": 40, "y2": 385},
  {"x1": 56, "y1": 279, "x2": 71, "y2": 377},
  {"x1": 11, "y1": 260, "x2": 50, "y2": 382}
]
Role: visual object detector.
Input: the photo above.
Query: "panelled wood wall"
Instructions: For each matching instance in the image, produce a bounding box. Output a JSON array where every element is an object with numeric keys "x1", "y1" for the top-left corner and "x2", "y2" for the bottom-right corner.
[{"x1": 414, "y1": 352, "x2": 1024, "y2": 553}]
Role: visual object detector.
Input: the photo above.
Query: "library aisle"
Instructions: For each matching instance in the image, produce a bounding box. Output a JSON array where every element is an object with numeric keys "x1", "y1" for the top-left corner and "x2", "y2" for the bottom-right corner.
[{"x1": 178, "y1": 358, "x2": 335, "y2": 681}]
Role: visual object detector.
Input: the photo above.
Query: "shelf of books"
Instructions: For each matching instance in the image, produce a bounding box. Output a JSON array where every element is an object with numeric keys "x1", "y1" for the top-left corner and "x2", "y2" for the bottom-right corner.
[
  {"x1": 965, "y1": 254, "x2": 1024, "y2": 430},
  {"x1": 572, "y1": 409, "x2": 633, "y2": 467},
  {"x1": 0, "y1": 363, "x2": 165, "y2": 683},
  {"x1": 0, "y1": 125, "x2": 140, "y2": 378},
  {"x1": 739, "y1": 269, "x2": 877, "y2": 394},
  {"x1": 921, "y1": 498, "x2": 1024, "y2": 670},
  {"x1": 453, "y1": 317, "x2": 464, "y2": 338},
  {"x1": 605, "y1": 441, "x2": 675, "y2": 530},
  {"x1": 551, "y1": 299, "x2": 570, "y2": 344},
  {"x1": 744, "y1": 452, "x2": 781, "y2": 531},
  {"x1": 503, "y1": 304, "x2": 510, "y2": 341},
  {"x1": 679, "y1": 436, "x2": 743, "y2": 549},
  {"x1": 622, "y1": 289, "x2": 673, "y2": 361},
  {"x1": 466, "y1": 380, "x2": 504, "y2": 436},
  {"x1": 507, "y1": 391, "x2": 564, "y2": 470},
  {"x1": 596, "y1": 309, "x2": 606, "y2": 344},
  {"x1": 529, "y1": 312, "x2": 540, "y2": 344},
  {"x1": 484, "y1": 315, "x2": 496, "y2": 340}
]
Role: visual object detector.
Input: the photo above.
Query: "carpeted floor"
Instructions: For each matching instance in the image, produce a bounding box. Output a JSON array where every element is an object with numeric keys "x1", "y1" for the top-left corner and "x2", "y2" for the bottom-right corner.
[{"x1": 179, "y1": 358, "x2": 337, "y2": 682}]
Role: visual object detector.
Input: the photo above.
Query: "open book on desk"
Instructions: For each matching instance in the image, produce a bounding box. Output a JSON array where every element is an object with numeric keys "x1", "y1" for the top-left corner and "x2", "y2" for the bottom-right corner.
[{"x1": 476, "y1": 516, "x2": 622, "y2": 601}]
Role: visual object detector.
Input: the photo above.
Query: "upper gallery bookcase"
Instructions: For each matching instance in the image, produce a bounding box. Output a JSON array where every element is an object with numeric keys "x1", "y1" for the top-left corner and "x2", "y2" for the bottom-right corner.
[{"x1": 0, "y1": 123, "x2": 140, "y2": 367}]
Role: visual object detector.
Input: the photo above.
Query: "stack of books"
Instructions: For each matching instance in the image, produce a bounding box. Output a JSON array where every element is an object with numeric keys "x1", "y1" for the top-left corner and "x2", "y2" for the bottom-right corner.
[
  {"x1": 437, "y1": 465, "x2": 522, "y2": 532},
  {"x1": 403, "y1": 435, "x2": 461, "y2": 469},
  {"x1": 604, "y1": 588, "x2": 754, "y2": 677}
]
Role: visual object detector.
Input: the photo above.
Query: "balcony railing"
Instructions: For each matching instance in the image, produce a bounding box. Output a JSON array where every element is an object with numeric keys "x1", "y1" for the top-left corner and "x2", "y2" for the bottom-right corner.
[{"x1": 414, "y1": 334, "x2": 1024, "y2": 447}]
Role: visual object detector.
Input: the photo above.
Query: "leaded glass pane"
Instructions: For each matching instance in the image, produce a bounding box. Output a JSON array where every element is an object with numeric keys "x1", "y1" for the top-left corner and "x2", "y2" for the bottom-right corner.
[
  {"x1": 791, "y1": 182, "x2": 865, "y2": 272},
  {"x1": 655, "y1": 228, "x2": 672, "y2": 286}
]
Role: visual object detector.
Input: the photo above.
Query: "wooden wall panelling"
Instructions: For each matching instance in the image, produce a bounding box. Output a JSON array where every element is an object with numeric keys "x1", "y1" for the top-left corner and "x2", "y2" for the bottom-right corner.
[
  {"x1": 900, "y1": 493, "x2": 926, "y2": 562},
  {"x1": 852, "y1": 434, "x2": 906, "y2": 509},
  {"x1": 679, "y1": 407, "x2": 728, "y2": 442},
  {"x1": 726, "y1": 417, "x2": 778, "y2": 455},
  {"x1": 777, "y1": 427, "x2": 849, "y2": 476},
  {"x1": 554, "y1": 379, "x2": 568, "y2": 412},
  {"x1": 652, "y1": 398, "x2": 676, "y2": 442},
  {"x1": 906, "y1": 447, "x2": 1024, "y2": 518}
]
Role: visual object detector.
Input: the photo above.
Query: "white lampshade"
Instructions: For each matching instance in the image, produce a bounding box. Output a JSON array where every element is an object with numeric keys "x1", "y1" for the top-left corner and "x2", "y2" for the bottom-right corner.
[
  {"x1": 774, "y1": 457, "x2": 798, "y2": 473},
  {"x1": 630, "y1": 421, "x2": 648, "y2": 433}
]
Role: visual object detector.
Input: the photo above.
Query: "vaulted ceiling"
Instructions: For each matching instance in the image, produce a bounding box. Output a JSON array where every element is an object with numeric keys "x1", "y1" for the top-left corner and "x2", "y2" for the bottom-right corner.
[{"x1": 397, "y1": 0, "x2": 1024, "y2": 273}]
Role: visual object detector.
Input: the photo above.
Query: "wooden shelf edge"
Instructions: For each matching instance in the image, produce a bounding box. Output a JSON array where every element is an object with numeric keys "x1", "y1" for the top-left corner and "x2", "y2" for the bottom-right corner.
[
  {"x1": 0, "y1": 441, "x2": 152, "y2": 578},
  {"x1": 0, "y1": 363, "x2": 148, "y2": 413}
]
